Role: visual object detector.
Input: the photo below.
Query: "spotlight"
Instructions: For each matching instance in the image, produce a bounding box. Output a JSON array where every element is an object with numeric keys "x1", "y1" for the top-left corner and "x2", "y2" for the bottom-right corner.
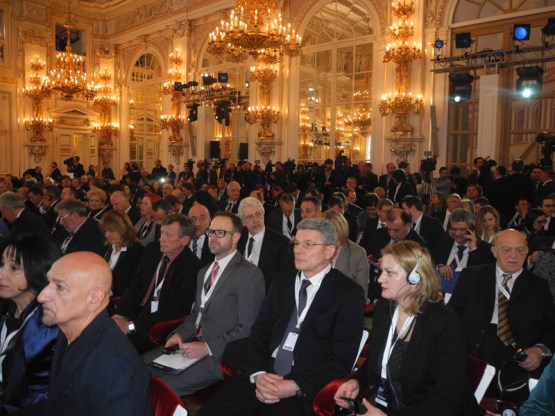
[
  {"x1": 202, "y1": 75, "x2": 216, "y2": 86},
  {"x1": 187, "y1": 103, "x2": 199, "y2": 122},
  {"x1": 433, "y1": 38, "x2": 445, "y2": 49},
  {"x1": 173, "y1": 82, "x2": 184, "y2": 91},
  {"x1": 187, "y1": 81, "x2": 199, "y2": 89},
  {"x1": 455, "y1": 33, "x2": 473, "y2": 49},
  {"x1": 516, "y1": 66, "x2": 544, "y2": 99},
  {"x1": 513, "y1": 24, "x2": 531, "y2": 41},
  {"x1": 217, "y1": 73, "x2": 229, "y2": 83},
  {"x1": 542, "y1": 18, "x2": 555, "y2": 36},
  {"x1": 214, "y1": 101, "x2": 231, "y2": 125},
  {"x1": 449, "y1": 73, "x2": 474, "y2": 103}
]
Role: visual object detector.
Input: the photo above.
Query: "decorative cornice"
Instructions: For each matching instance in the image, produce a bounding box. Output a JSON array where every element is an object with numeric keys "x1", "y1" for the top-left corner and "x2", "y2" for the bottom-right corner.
[{"x1": 0, "y1": 76, "x2": 18, "y2": 86}]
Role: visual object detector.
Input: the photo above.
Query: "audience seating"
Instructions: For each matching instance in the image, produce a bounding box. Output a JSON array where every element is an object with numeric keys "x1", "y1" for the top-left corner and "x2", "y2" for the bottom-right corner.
[
  {"x1": 150, "y1": 376, "x2": 188, "y2": 416},
  {"x1": 148, "y1": 318, "x2": 186, "y2": 346}
]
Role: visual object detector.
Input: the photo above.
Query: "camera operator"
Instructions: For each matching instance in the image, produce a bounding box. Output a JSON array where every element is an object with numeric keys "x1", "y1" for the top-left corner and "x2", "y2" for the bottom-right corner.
[{"x1": 64, "y1": 156, "x2": 85, "y2": 178}]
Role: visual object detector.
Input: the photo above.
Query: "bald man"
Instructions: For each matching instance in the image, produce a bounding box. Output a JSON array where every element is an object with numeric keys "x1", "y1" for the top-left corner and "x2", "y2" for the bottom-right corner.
[
  {"x1": 110, "y1": 190, "x2": 140, "y2": 224},
  {"x1": 37, "y1": 252, "x2": 152, "y2": 416}
]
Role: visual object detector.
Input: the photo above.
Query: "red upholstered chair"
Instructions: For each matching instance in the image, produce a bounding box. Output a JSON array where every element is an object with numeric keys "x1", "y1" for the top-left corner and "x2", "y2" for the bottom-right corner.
[
  {"x1": 150, "y1": 376, "x2": 188, "y2": 416},
  {"x1": 148, "y1": 318, "x2": 186, "y2": 346},
  {"x1": 467, "y1": 355, "x2": 495, "y2": 404}
]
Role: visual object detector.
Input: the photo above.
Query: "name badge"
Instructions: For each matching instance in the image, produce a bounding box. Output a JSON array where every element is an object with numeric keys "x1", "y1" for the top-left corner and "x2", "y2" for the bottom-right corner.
[
  {"x1": 151, "y1": 300, "x2": 159, "y2": 313},
  {"x1": 283, "y1": 332, "x2": 299, "y2": 351},
  {"x1": 374, "y1": 377, "x2": 390, "y2": 410}
]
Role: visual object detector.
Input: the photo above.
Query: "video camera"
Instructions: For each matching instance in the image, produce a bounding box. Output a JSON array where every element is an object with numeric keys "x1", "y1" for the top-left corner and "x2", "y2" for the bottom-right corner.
[
  {"x1": 536, "y1": 132, "x2": 555, "y2": 167},
  {"x1": 420, "y1": 151, "x2": 437, "y2": 174}
]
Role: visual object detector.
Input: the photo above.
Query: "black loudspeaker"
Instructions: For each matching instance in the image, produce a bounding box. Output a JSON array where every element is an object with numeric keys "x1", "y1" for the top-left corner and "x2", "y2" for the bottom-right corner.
[
  {"x1": 209, "y1": 141, "x2": 221, "y2": 159},
  {"x1": 239, "y1": 143, "x2": 249, "y2": 160}
]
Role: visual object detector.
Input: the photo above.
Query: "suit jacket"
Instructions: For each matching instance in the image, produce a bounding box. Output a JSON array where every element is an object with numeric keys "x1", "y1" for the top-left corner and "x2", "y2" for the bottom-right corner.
[
  {"x1": 10, "y1": 209, "x2": 52, "y2": 241},
  {"x1": 389, "y1": 182, "x2": 414, "y2": 205},
  {"x1": 45, "y1": 311, "x2": 152, "y2": 416},
  {"x1": 242, "y1": 268, "x2": 365, "y2": 406},
  {"x1": 334, "y1": 240, "x2": 370, "y2": 298},
  {"x1": 431, "y1": 238, "x2": 495, "y2": 268},
  {"x1": 353, "y1": 300, "x2": 480, "y2": 416},
  {"x1": 417, "y1": 214, "x2": 447, "y2": 252},
  {"x1": 266, "y1": 208, "x2": 301, "y2": 239},
  {"x1": 126, "y1": 206, "x2": 141, "y2": 225},
  {"x1": 196, "y1": 235, "x2": 215, "y2": 267},
  {"x1": 62, "y1": 218, "x2": 105, "y2": 256},
  {"x1": 116, "y1": 243, "x2": 202, "y2": 338},
  {"x1": 448, "y1": 264, "x2": 555, "y2": 368},
  {"x1": 344, "y1": 210, "x2": 359, "y2": 242},
  {"x1": 360, "y1": 217, "x2": 386, "y2": 251},
  {"x1": 378, "y1": 174, "x2": 393, "y2": 191},
  {"x1": 218, "y1": 198, "x2": 239, "y2": 214},
  {"x1": 175, "y1": 252, "x2": 265, "y2": 361},
  {"x1": 237, "y1": 227, "x2": 295, "y2": 289},
  {"x1": 104, "y1": 242, "x2": 144, "y2": 297},
  {"x1": 538, "y1": 180, "x2": 555, "y2": 199}
]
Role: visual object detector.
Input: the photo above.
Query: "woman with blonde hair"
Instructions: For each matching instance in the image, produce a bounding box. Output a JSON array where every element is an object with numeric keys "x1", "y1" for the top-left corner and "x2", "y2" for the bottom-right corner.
[
  {"x1": 335, "y1": 241, "x2": 479, "y2": 415},
  {"x1": 475, "y1": 205, "x2": 501, "y2": 244},
  {"x1": 321, "y1": 209, "x2": 369, "y2": 298},
  {"x1": 86, "y1": 188, "x2": 109, "y2": 220}
]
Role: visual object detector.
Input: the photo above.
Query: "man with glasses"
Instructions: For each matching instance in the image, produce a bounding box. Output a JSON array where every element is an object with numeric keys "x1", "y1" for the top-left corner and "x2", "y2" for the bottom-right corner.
[
  {"x1": 112, "y1": 214, "x2": 202, "y2": 353},
  {"x1": 238, "y1": 197, "x2": 294, "y2": 289},
  {"x1": 200, "y1": 218, "x2": 364, "y2": 416},
  {"x1": 54, "y1": 198, "x2": 105, "y2": 255},
  {"x1": 0, "y1": 190, "x2": 52, "y2": 240},
  {"x1": 144, "y1": 211, "x2": 265, "y2": 396},
  {"x1": 449, "y1": 229, "x2": 555, "y2": 405},
  {"x1": 432, "y1": 208, "x2": 495, "y2": 294},
  {"x1": 188, "y1": 203, "x2": 215, "y2": 266}
]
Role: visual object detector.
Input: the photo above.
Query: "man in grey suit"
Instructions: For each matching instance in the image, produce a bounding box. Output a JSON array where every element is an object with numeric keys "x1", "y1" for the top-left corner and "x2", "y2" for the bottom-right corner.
[{"x1": 144, "y1": 211, "x2": 265, "y2": 396}]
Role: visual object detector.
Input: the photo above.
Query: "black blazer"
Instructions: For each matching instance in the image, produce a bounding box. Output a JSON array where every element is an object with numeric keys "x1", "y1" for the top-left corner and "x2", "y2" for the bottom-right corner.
[
  {"x1": 126, "y1": 206, "x2": 141, "y2": 225},
  {"x1": 62, "y1": 218, "x2": 105, "y2": 256},
  {"x1": 448, "y1": 264, "x2": 555, "y2": 368},
  {"x1": 417, "y1": 214, "x2": 447, "y2": 252},
  {"x1": 353, "y1": 300, "x2": 480, "y2": 416},
  {"x1": 45, "y1": 311, "x2": 152, "y2": 415},
  {"x1": 242, "y1": 268, "x2": 365, "y2": 407},
  {"x1": 389, "y1": 182, "x2": 414, "y2": 205},
  {"x1": 104, "y1": 242, "x2": 144, "y2": 297},
  {"x1": 196, "y1": 235, "x2": 215, "y2": 267},
  {"x1": 266, "y1": 208, "x2": 301, "y2": 238},
  {"x1": 218, "y1": 198, "x2": 239, "y2": 214},
  {"x1": 10, "y1": 209, "x2": 52, "y2": 241},
  {"x1": 116, "y1": 242, "x2": 202, "y2": 337},
  {"x1": 431, "y1": 238, "x2": 495, "y2": 268},
  {"x1": 237, "y1": 227, "x2": 295, "y2": 289}
]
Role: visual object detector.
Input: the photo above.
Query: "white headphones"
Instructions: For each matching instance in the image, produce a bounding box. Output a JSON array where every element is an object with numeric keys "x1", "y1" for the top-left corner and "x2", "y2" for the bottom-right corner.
[{"x1": 407, "y1": 256, "x2": 422, "y2": 285}]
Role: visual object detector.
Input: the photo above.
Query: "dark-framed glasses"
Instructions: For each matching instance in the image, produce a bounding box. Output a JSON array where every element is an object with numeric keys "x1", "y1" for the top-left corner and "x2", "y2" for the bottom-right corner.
[
  {"x1": 206, "y1": 229, "x2": 235, "y2": 238},
  {"x1": 291, "y1": 240, "x2": 330, "y2": 249}
]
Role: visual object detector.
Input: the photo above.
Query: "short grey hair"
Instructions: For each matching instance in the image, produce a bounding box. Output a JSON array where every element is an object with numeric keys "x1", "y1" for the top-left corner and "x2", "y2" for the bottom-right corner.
[
  {"x1": 55, "y1": 198, "x2": 88, "y2": 217},
  {"x1": 161, "y1": 214, "x2": 195, "y2": 238},
  {"x1": 238, "y1": 197, "x2": 265, "y2": 218},
  {"x1": 449, "y1": 208, "x2": 474, "y2": 228},
  {"x1": 0, "y1": 191, "x2": 24, "y2": 210},
  {"x1": 296, "y1": 218, "x2": 337, "y2": 246}
]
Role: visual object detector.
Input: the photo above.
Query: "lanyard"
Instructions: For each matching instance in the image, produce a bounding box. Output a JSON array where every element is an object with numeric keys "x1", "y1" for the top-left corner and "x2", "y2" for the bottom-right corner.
[
  {"x1": 380, "y1": 306, "x2": 415, "y2": 379},
  {"x1": 195, "y1": 264, "x2": 221, "y2": 328},
  {"x1": 449, "y1": 246, "x2": 469, "y2": 271},
  {"x1": 152, "y1": 260, "x2": 169, "y2": 301}
]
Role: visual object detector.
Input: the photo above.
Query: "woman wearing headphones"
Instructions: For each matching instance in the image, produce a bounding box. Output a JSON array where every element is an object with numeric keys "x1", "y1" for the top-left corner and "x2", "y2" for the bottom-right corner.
[{"x1": 334, "y1": 241, "x2": 480, "y2": 415}]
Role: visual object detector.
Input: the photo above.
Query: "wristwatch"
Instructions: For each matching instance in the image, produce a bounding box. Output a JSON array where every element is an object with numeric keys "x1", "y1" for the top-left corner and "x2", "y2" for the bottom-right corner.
[
  {"x1": 295, "y1": 383, "x2": 306, "y2": 398},
  {"x1": 128, "y1": 322, "x2": 136, "y2": 333},
  {"x1": 534, "y1": 343, "x2": 552, "y2": 359}
]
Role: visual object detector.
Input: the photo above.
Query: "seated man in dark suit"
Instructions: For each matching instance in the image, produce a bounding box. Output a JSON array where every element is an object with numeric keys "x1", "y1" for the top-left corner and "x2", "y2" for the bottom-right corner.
[
  {"x1": 432, "y1": 208, "x2": 495, "y2": 294},
  {"x1": 401, "y1": 195, "x2": 446, "y2": 252},
  {"x1": 55, "y1": 198, "x2": 105, "y2": 256},
  {"x1": 110, "y1": 190, "x2": 140, "y2": 224},
  {"x1": 112, "y1": 214, "x2": 202, "y2": 353},
  {"x1": 218, "y1": 181, "x2": 242, "y2": 214},
  {"x1": 238, "y1": 197, "x2": 294, "y2": 289},
  {"x1": 188, "y1": 203, "x2": 215, "y2": 266},
  {"x1": 199, "y1": 218, "x2": 365, "y2": 416},
  {"x1": 0, "y1": 191, "x2": 52, "y2": 240},
  {"x1": 359, "y1": 198, "x2": 393, "y2": 249},
  {"x1": 267, "y1": 193, "x2": 301, "y2": 241},
  {"x1": 449, "y1": 229, "x2": 555, "y2": 405},
  {"x1": 144, "y1": 212, "x2": 266, "y2": 396},
  {"x1": 36, "y1": 252, "x2": 151, "y2": 415}
]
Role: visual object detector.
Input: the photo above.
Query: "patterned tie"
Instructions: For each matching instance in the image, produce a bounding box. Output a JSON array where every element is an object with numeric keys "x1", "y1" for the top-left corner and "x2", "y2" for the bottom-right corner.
[
  {"x1": 141, "y1": 255, "x2": 170, "y2": 306},
  {"x1": 226, "y1": 201, "x2": 233, "y2": 212},
  {"x1": 273, "y1": 279, "x2": 311, "y2": 376},
  {"x1": 204, "y1": 261, "x2": 220, "y2": 293},
  {"x1": 191, "y1": 237, "x2": 198, "y2": 257},
  {"x1": 450, "y1": 245, "x2": 466, "y2": 270},
  {"x1": 497, "y1": 273, "x2": 516, "y2": 346},
  {"x1": 60, "y1": 233, "x2": 74, "y2": 254},
  {"x1": 287, "y1": 216, "x2": 293, "y2": 235},
  {"x1": 246, "y1": 236, "x2": 255, "y2": 258}
]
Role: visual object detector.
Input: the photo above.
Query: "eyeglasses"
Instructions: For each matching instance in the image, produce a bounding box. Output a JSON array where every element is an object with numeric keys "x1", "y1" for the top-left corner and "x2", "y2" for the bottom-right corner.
[
  {"x1": 58, "y1": 212, "x2": 73, "y2": 222},
  {"x1": 450, "y1": 227, "x2": 469, "y2": 234},
  {"x1": 206, "y1": 229, "x2": 236, "y2": 238},
  {"x1": 243, "y1": 211, "x2": 263, "y2": 221},
  {"x1": 291, "y1": 240, "x2": 330, "y2": 249}
]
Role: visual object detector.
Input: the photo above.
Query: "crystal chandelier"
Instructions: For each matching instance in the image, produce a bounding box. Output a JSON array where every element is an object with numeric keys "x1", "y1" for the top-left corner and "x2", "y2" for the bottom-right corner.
[
  {"x1": 23, "y1": 56, "x2": 54, "y2": 162},
  {"x1": 50, "y1": 22, "x2": 96, "y2": 101},
  {"x1": 379, "y1": 0, "x2": 423, "y2": 136},
  {"x1": 207, "y1": 0, "x2": 302, "y2": 64},
  {"x1": 93, "y1": 67, "x2": 118, "y2": 162}
]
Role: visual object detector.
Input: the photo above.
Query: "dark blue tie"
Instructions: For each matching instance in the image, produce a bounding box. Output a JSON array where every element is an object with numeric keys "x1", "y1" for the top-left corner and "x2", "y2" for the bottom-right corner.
[{"x1": 273, "y1": 279, "x2": 311, "y2": 376}]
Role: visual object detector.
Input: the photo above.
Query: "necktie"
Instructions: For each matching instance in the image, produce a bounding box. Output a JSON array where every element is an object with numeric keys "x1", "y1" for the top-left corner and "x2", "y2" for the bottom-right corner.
[
  {"x1": 450, "y1": 245, "x2": 466, "y2": 269},
  {"x1": 60, "y1": 233, "x2": 74, "y2": 254},
  {"x1": 287, "y1": 216, "x2": 293, "y2": 235},
  {"x1": 497, "y1": 273, "x2": 516, "y2": 346},
  {"x1": 204, "y1": 261, "x2": 220, "y2": 293},
  {"x1": 412, "y1": 222, "x2": 416, "y2": 230},
  {"x1": 141, "y1": 255, "x2": 170, "y2": 306},
  {"x1": 191, "y1": 237, "x2": 198, "y2": 257},
  {"x1": 246, "y1": 236, "x2": 255, "y2": 258},
  {"x1": 273, "y1": 279, "x2": 311, "y2": 376},
  {"x1": 226, "y1": 201, "x2": 233, "y2": 212},
  {"x1": 378, "y1": 222, "x2": 386, "y2": 229}
]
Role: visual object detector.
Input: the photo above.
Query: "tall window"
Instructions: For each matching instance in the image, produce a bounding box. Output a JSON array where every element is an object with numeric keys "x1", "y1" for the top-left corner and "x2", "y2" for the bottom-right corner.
[
  {"x1": 128, "y1": 53, "x2": 163, "y2": 172},
  {"x1": 298, "y1": 1, "x2": 374, "y2": 162}
]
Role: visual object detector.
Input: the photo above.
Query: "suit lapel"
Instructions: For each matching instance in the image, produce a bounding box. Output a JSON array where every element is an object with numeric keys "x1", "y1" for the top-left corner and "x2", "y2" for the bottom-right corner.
[
  {"x1": 203, "y1": 253, "x2": 241, "y2": 309},
  {"x1": 510, "y1": 270, "x2": 531, "y2": 303},
  {"x1": 301, "y1": 270, "x2": 335, "y2": 328}
]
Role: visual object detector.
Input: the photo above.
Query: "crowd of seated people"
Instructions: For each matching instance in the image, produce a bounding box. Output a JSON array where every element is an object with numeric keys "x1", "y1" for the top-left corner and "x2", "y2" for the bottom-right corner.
[{"x1": 0, "y1": 155, "x2": 553, "y2": 415}]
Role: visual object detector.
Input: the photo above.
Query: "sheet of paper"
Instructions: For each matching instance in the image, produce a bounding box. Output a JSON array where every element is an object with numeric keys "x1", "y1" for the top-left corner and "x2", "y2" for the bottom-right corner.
[{"x1": 152, "y1": 353, "x2": 201, "y2": 372}]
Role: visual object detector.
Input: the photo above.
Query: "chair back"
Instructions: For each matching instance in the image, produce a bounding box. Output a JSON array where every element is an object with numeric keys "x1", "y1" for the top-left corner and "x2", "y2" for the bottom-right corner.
[
  {"x1": 467, "y1": 355, "x2": 495, "y2": 403},
  {"x1": 150, "y1": 376, "x2": 188, "y2": 416}
]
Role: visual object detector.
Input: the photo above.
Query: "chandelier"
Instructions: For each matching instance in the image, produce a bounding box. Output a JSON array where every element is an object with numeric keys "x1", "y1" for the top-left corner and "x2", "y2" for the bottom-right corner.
[
  {"x1": 379, "y1": 0, "x2": 423, "y2": 136},
  {"x1": 50, "y1": 22, "x2": 96, "y2": 101},
  {"x1": 93, "y1": 67, "x2": 118, "y2": 161},
  {"x1": 207, "y1": 0, "x2": 302, "y2": 65},
  {"x1": 345, "y1": 107, "x2": 372, "y2": 131}
]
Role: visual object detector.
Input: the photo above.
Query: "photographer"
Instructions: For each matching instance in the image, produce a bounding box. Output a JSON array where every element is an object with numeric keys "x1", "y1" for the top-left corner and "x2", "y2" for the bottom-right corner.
[{"x1": 335, "y1": 241, "x2": 480, "y2": 416}]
